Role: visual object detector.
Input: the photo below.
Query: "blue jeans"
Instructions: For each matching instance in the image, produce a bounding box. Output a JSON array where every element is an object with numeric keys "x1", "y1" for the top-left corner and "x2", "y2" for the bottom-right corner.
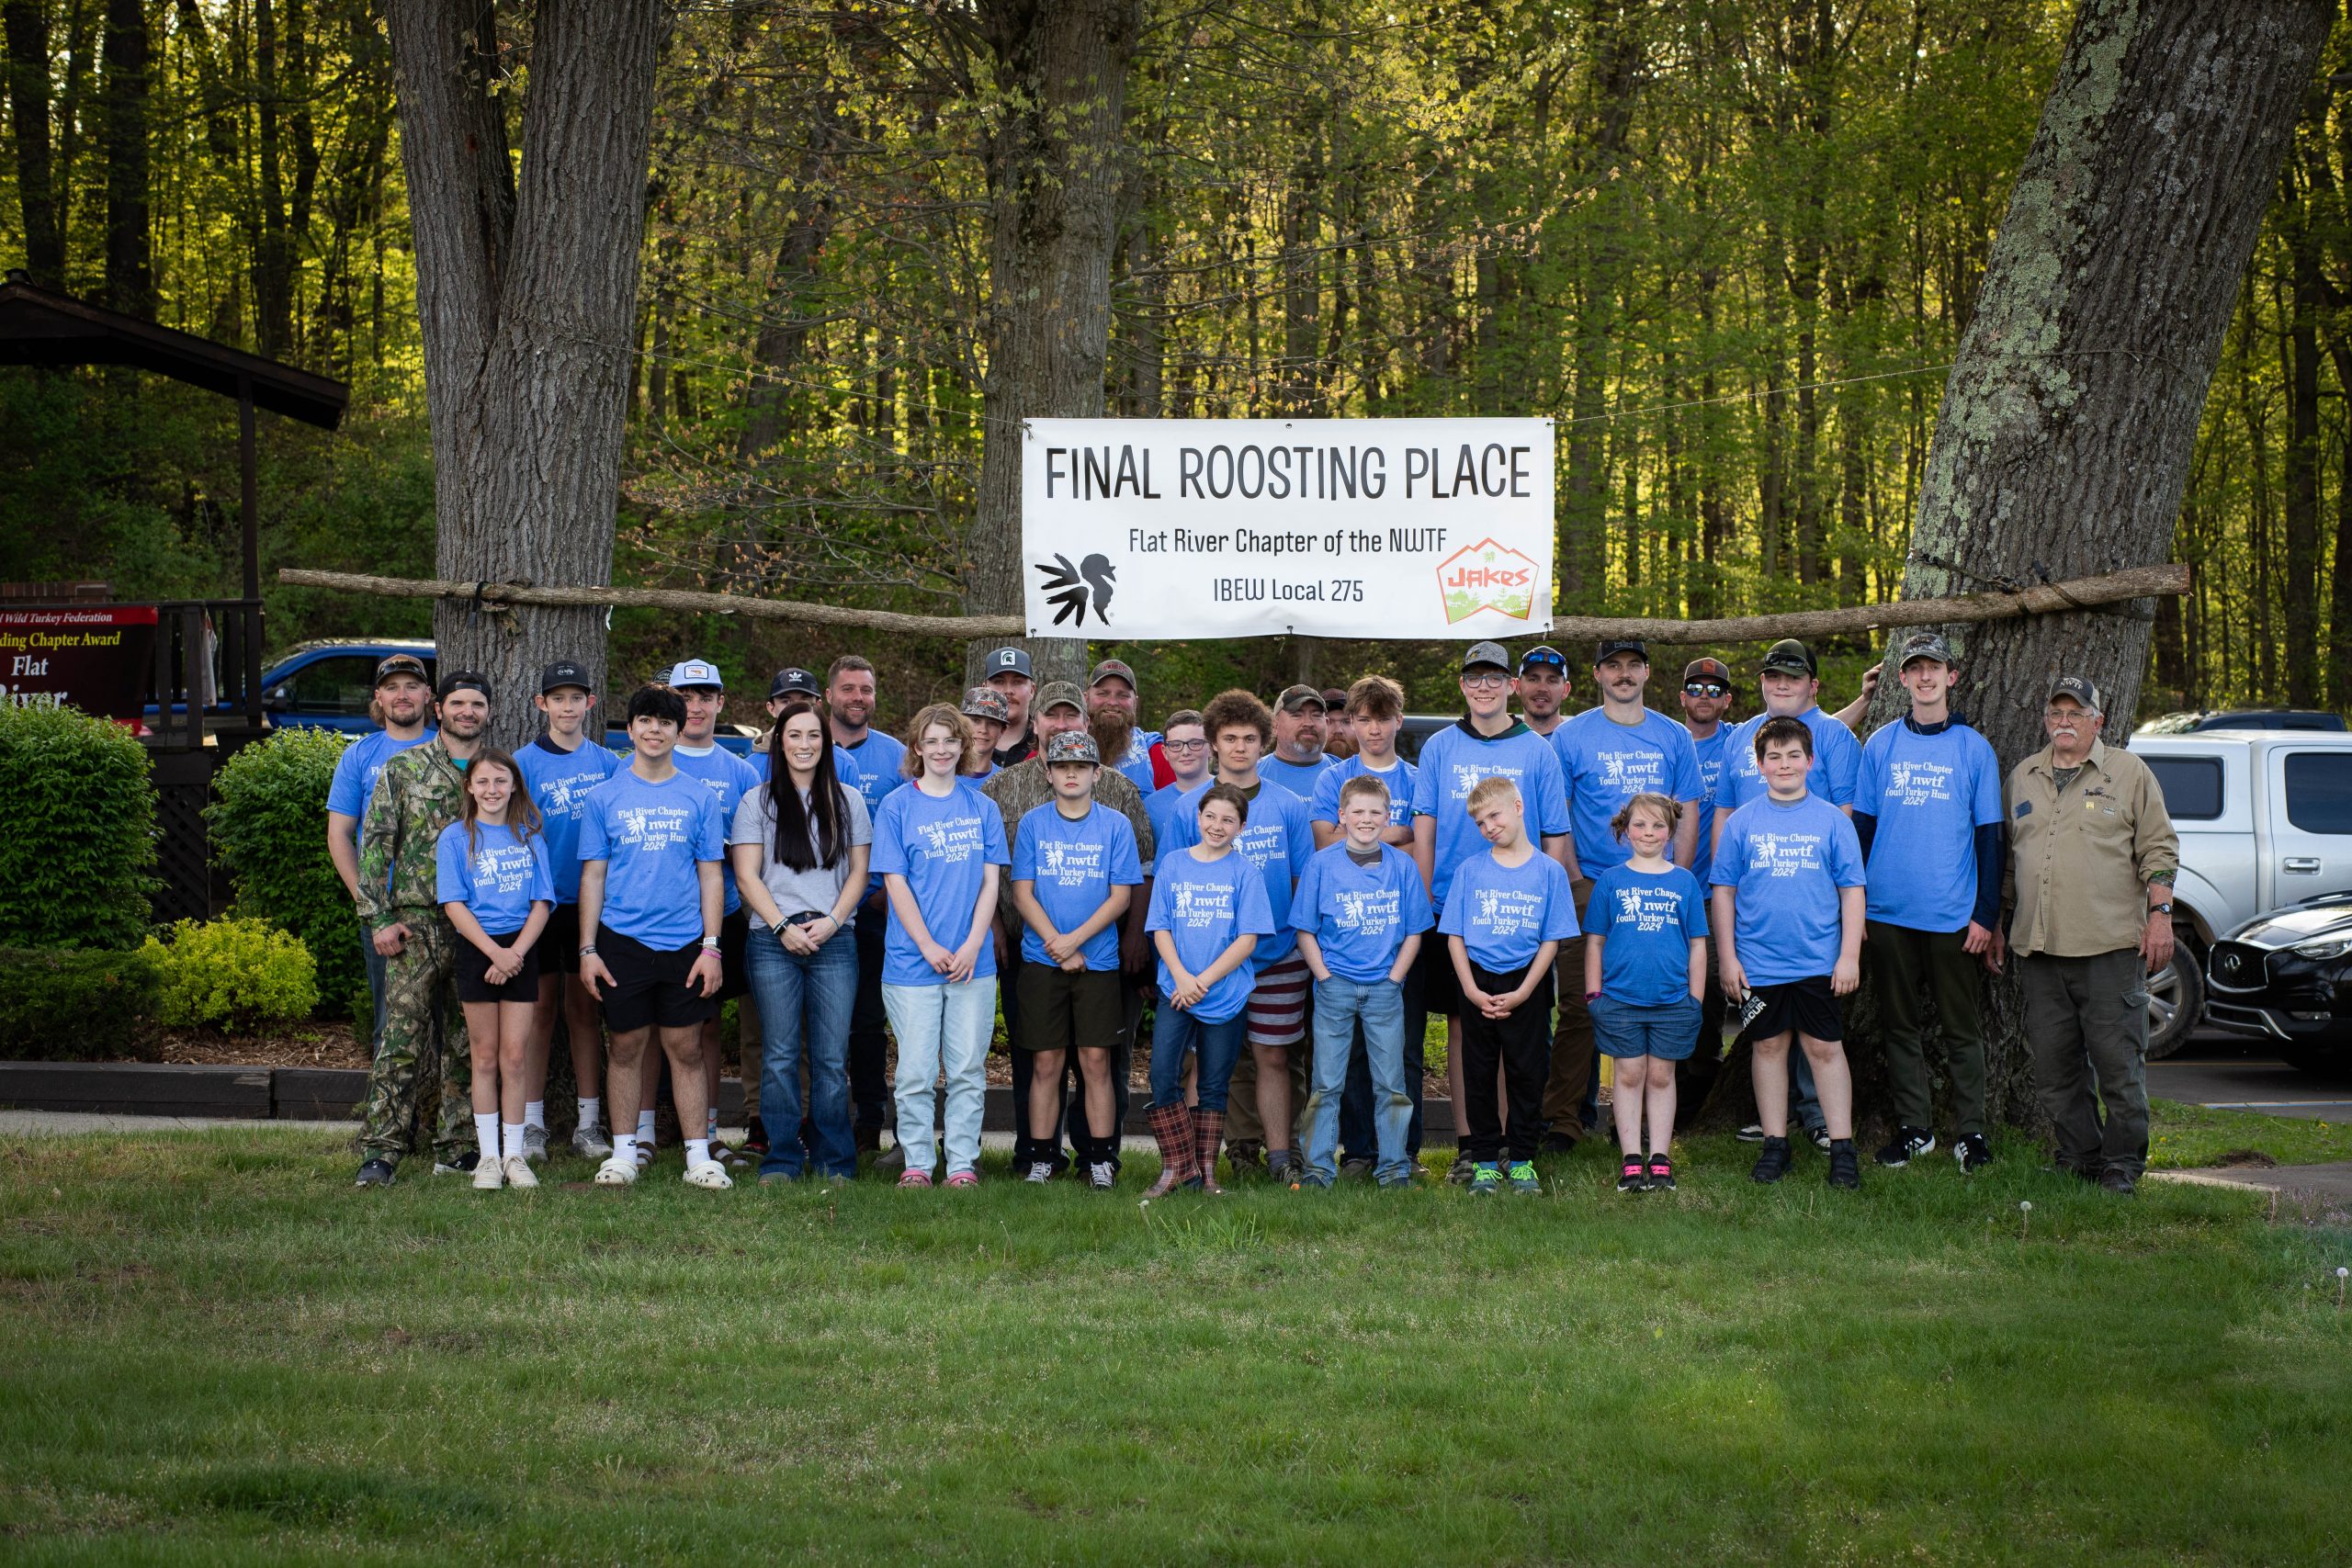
[
  {"x1": 883, "y1": 976, "x2": 997, "y2": 1179},
  {"x1": 746, "y1": 929, "x2": 858, "y2": 1179},
  {"x1": 1151, "y1": 1004, "x2": 1246, "y2": 1112},
  {"x1": 1305, "y1": 976, "x2": 1411, "y2": 1184},
  {"x1": 363, "y1": 932, "x2": 389, "y2": 1057}
]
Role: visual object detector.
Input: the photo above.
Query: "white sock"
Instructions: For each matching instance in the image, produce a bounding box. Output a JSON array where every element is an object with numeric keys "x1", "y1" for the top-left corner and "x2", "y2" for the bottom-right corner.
[
  {"x1": 524, "y1": 1100, "x2": 546, "y2": 1132},
  {"x1": 637, "y1": 1110, "x2": 657, "y2": 1145},
  {"x1": 474, "y1": 1113, "x2": 499, "y2": 1165},
  {"x1": 578, "y1": 1096, "x2": 602, "y2": 1130},
  {"x1": 685, "y1": 1137, "x2": 710, "y2": 1168},
  {"x1": 502, "y1": 1122, "x2": 525, "y2": 1159},
  {"x1": 610, "y1": 1132, "x2": 637, "y2": 1167}
]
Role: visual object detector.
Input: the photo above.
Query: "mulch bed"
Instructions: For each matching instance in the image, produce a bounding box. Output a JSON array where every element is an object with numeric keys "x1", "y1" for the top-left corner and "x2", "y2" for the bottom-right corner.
[{"x1": 142, "y1": 1023, "x2": 368, "y2": 1071}]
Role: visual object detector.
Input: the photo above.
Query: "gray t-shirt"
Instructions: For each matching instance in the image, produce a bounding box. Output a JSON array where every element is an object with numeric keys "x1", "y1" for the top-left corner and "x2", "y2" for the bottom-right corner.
[{"x1": 729, "y1": 780, "x2": 874, "y2": 930}]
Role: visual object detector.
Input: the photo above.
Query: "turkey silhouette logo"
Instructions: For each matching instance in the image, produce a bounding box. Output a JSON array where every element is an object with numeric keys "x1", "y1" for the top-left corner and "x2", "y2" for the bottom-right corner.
[
  {"x1": 1436, "y1": 538, "x2": 1539, "y2": 625},
  {"x1": 1035, "y1": 552, "x2": 1117, "y2": 627}
]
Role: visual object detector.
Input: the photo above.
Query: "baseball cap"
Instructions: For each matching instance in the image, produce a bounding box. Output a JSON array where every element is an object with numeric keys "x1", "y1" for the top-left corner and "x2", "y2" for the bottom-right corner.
[
  {"x1": 2048, "y1": 674, "x2": 2104, "y2": 716},
  {"x1": 1682, "y1": 657, "x2": 1732, "y2": 687},
  {"x1": 1319, "y1": 687, "x2": 1349, "y2": 710},
  {"x1": 1275, "y1": 683, "x2": 1327, "y2": 713},
  {"x1": 1088, "y1": 659, "x2": 1137, "y2": 691},
  {"x1": 1594, "y1": 638, "x2": 1647, "y2": 665},
  {"x1": 435, "y1": 670, "x2": 492, "y2": 702},
  {"x1": 374, "y1": 653, "x2": 429, "y2": 687},
  {"x1": 1759, "y1": 638, "x2": 1817, "y2": 677},
  {"x1": 960, "y1": 686, "x2": 1011, "y2": 724},
  {"x1": 538, "y1": 660, "x2": 593, "y2": 695},
  {"x1": 1461, "y1": 641, "x2": 1511, "y2": 673},
  {"x1": 984, "y1": 647, "x2": 1034, "y2": 681},
  {"x1": 1518, "y1": 644, "x2": 1566, "y2": 672},
  {"x1": 1035, "y1": 680, "x2": 1085, "y2": 716},
  {"x1": 1044, "y1": 730, "x2": 1102, "y2": 766},
  {"x1": 768, "y1": 667, "x2": 820, "y2": 700},
  {"x1": 664, "y1": 659, "x2": 724, "y2": 691},
  {"x1": 1896, "y1": 632, "x2": 1955, "y2": 669}
]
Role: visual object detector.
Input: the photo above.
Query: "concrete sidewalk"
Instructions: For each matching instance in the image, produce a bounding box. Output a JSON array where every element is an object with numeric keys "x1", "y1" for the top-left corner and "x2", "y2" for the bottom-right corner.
[{"x1": 2148, "y1": 1161, "x2": 2352, "y2": 1220}]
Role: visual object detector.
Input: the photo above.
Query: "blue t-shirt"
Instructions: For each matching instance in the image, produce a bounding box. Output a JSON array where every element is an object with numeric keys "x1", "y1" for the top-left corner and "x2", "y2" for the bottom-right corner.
[
  {"x1": 834, "y1": 731, "x2": 903, "y2": 815},
  {"x1": 1409, "y1": 722, "x2": 1572, "y2": 915},
  {"x1": 1012, "y1": 801, "x2": 1145, "y2": 972},
  {"x1": 870, "y1": 779, "x2": 1012, "y2": 987},
  {"x1": 673, "y1": 745, "x2": 763, "y2": 915},
  {"x1": 1161, "y1": 779, "x2": 1316, "y2": 969},
  {"x1": 1708, "y1": 792, "x2": 1866, "y2": 986},
  {"x1": 1107, "y1": 731, "x2": 1161, "y2": 793},
  {"x1": 326, "y1": 728, "x2": 439, "y2": 818},
  {"x1": 434, "y1": 819, "x2": 554, "y2": 935},
  {"x1": 1260, "y1": 753, "x2": 1338, "y2": 801},
  {"x1": 1687, "y1": 725, "x2": 1730, "y2": 887},
  {"x1": 1586, "y1": 863, "x2": 1709, "y2": 1008},
  {"x1": 1858, "y1": 719, "x2": 2003, "y2": 931},
  {"x1": 1550, "y1": 706, "x2": 1704, "y2": 874},
  {"x1": 1718, "y1": 706, "x2": 1862, "y2": 813},
  {"x1": 1307, "y1": 754, "x2": 1419, "y2": 830},
  {"x1": 514, "y1": 736, "x2": 621, "y2": 905},
  {"x1": 1290, "y1": 842, "x2": 1434, "y2": 984},
  {"x1": 578, "y1": 769, "x2": 727, "y2": 950},
  {"x1": 1147, "y1": 847, "x2": 1276, "y2": 1025},
  {"x1": 1146, "y1": 780, "x2": 1205, "y2": 859},
  {"x1": 1436, "y1": 850, "x2": 1579, "y2": 971}
]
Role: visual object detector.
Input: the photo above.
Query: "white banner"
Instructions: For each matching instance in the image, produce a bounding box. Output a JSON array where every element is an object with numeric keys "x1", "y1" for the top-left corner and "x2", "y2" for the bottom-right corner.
[{"x1": 1021, "y1": 418, "x2": 1555, "y2": 639}]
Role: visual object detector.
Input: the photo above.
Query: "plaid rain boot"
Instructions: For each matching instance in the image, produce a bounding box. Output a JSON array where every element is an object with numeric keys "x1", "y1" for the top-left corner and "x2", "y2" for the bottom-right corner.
[
  {"x1": 1144, "y1": 1103, "x2": 1195, "y2": 1197},
  {"x1": 1192, "y1": 1108, "x2": 1227, "y2": 1195}
]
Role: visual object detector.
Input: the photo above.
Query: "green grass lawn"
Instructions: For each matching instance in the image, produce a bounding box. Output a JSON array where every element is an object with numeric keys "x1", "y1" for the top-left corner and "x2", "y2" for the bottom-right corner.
[{"x1": 3, "y1": 1117, "x2": 2349, "y2": 1565}]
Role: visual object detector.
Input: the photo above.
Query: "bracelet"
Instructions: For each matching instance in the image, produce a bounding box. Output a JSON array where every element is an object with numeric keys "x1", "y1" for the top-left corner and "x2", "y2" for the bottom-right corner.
[
  {"x1": 700, "y1": 942, "x2": 722, "y2": 954},
  {"x1": 1585, "y1": 990, "x2": 1601, "y2": 1002},
  {"x1": 578, "y1": 944, "x2": 598, "y2": 956}
]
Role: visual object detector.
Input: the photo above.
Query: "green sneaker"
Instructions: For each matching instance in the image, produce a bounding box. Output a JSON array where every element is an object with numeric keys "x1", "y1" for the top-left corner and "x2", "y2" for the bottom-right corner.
[
  {"x1": 1469, "y1": 1161, "x2": 1503, "y2": 1196},
  {"x1": 1507, "y1": 1160, "x2": 1541, "y2": 1194}
]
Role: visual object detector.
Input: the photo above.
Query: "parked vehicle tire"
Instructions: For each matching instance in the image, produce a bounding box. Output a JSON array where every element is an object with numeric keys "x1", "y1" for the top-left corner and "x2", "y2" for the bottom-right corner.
[{"x1": 2143, "y1": 933, "x2": 2206, "y2": 1061}]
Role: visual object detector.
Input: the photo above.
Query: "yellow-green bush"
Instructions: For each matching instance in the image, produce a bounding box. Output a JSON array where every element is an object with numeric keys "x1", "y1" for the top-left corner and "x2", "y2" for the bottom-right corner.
[{"x1": 141, "y1": 918, "x2": 320, "y2": 1031}]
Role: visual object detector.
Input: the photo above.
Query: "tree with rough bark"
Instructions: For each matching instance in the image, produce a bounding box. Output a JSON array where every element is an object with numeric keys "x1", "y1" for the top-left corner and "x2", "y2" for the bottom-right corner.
[{"x1": 385, "y1": 0, "x2": 664, "y2": 750}]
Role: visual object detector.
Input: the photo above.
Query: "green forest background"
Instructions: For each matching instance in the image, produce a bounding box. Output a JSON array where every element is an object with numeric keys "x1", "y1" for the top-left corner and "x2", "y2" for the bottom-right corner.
[{"x1": 1, "y1": 0, "x2": 2342, "y2": 717}]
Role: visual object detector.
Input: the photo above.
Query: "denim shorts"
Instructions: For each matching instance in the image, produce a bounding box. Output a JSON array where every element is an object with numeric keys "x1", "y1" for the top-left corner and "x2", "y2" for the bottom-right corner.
[{"x1": 1589, "y1": 992, "x2": 1702, "y2": 1061}]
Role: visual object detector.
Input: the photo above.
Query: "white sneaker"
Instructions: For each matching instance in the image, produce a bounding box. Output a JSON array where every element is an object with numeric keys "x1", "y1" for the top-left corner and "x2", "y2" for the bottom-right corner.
[
  {"x1": 1085, "y1": 1161, "x2": 1116, "y2": 1190},
  {"x1": 572, "y1": 1123, "x2": 613, "y2": 1159},
  {"x1": 522, "y1": 1126, "x2": 549, "y2": 1164},
  {"x1": 683, "y1": 1158, "x2": 733, "y2": 1190},
  {"x1": 472, "y1": 1156, "x2": 503, "y2": 1190},
  {"x1": 1023, "y1": 1160, "x2": 1055, "y2": 1183},
  {"x1": 503, "y1": 1155, "x2": 538, "y2": 1190},
  {"x1": 594, "y1": 1155, "x2": 639, "y2": 1186}
]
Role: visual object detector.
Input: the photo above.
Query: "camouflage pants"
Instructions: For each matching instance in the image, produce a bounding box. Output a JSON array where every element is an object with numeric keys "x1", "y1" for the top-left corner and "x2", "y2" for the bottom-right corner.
[{"x1": 357, "y1": 913, "x2": 474, "y2": 1165}]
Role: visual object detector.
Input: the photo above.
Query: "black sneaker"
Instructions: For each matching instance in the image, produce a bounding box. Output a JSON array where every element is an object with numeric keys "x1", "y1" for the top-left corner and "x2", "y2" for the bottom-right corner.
[
  {"x1": 1750, "y1": 1136, "x2": 1792, "y2": 1184},
  {"x1": 2098, "y1": 1168, "x2": 2137, "y2": 1197},
  {"x1": 1339, "y1": 1156, "x2": 1374, "y2": 1182},
  {"x1": 1736, "y1": 1123, "x2": 1766, "y2": 1143},
  {"x1": 1875, "y1": 1126, "x2": 1936, "y2": 1167},
  {"x1": 1645, "y1": 1152, "x2": 1676, "y2": 1191},
  {"x1": 1806, "y1": 1127, "x2": 1832, "y2": 1153},
  {"x1": 354, "y1": 1158, "x2": 397, "y2": 1188},
  {"x1": 1952, "y1": 1133, "x2": 1993, "y2": 1174},
  {"x1": 432, "y1": 1151, "x2": 480, "y2": 1176},
  {"x1": 1826, "y1": 1141, "x2": 1860, "y2": 1190},
  {"x1": 1617, "y1": 1154, "x2": 1648, "y2": 1193},
  {"x1": 743, "y1": 1116, "x2": 770, "y2": 1156}
]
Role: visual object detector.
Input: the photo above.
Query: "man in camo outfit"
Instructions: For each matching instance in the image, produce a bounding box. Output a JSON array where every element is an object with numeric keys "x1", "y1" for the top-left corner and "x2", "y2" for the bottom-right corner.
[{"x1": 352, "y1": 671, "x2": 494, "y2": 1186}]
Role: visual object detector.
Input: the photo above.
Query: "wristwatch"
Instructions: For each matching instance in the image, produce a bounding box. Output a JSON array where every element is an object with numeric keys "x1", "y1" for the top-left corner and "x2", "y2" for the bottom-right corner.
[
  {"x1": 578, "y1": 943, "x2": 598, "y2": 956},
  {"x1": 2150, "y1": 903, "x2": 2174, "y2": 917}
]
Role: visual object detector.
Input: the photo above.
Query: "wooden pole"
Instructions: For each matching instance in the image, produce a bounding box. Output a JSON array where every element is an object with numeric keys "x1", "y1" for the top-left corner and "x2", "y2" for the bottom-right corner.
[{"x1": 277, "y1": 561, "x2": 2188, "y2": 646}]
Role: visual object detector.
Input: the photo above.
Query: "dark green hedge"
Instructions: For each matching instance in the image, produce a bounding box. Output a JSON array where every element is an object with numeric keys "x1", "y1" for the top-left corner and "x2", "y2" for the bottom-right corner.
[
  {"x1": 206, "y1": 728, "x2": 364, "y2": 1020},
  {"x1": 0, "y1": 946, "x2": 161, "y2": 1060},
  {"x1": 0, "y1": 704, "x2": 158, "y2": 950}
]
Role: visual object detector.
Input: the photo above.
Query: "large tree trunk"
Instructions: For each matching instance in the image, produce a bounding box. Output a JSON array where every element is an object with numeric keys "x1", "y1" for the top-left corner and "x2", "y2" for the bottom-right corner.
[
  {"x1": 388, "y1": 0, "x2": 663, "y2": 750},
  {"x1": 1785, "y1": 0, "x2": 2331, "y2": 1140},
  {"x1": 961, "y1": 0, "x2": 1141, "y2": 686},
  {"x1": 100, "y1": 0, "x2": 149, "y2": 316},
  {"x1": 3, "y1": 1, "x2": 62, "y2": 286}
]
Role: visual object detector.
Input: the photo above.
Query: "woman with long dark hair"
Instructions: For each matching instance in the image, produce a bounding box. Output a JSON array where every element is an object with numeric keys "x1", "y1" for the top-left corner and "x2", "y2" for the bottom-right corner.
[{"x1": 729, "y1": 697, "x2": 872, "y2": 1182}]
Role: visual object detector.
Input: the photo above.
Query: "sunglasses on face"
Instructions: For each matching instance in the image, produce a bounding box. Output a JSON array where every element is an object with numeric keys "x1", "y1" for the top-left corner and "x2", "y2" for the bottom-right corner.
[{"x1": 1683, "y1": 682, "x2": 1729, "y2": 697}]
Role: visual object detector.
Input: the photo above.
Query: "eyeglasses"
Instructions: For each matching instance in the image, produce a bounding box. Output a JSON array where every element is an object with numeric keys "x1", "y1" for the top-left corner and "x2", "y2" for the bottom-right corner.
[
  {"x1": 1162, "y1": 739, "x2": 1207, "y2": 753},
  {"x1": 1682, "y1": 682, "x2": 1729, "y2": 697},
  {"x1": 2042, "y1": 707, "x2": 2095, "y2": 721},
  {"x1": 1461, "y1": 671, "x2": 1509, "y2": 689}
]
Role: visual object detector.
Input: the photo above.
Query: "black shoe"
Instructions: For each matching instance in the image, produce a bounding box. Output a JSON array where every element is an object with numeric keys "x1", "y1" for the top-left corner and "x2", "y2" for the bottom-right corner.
[
  {"x1": 743, "y1": 1116, "x2": 770, "y2": 1156},
  {"x1": 1806, "y1": 1127, "x2": 1832, "y2": 1153},
  {"x1": 2098, "y1": 1168, "x2": 2137, "y2": 1196},
  {"x1": 1227, "y1": 1140, "x2": 1268, "y2": 1179},
  {"x1": 1617, "y1": 1154, "x2": 1648, "y2": 1192},
  {"x1": 1539, "y1": 1131, "x2": 1577, "y2": 1154},
  {"x1": 1875, "y1": 1126, "x2": 1935, "y2": 1168},
  {"x1": 1826, "y1": 1141, "x2": 1860, "y2": 1190},
  {"x1": 1952, "y1": 1133, "x2": 1993, "y2": 1174},
  {"x1": 1645, "y1": 1152, "x2": 1676, "y2": 1191},
  {"x1": 1268, "y1": 1150, "x2": 1300, "y2": 1187},
  {"x1": 355, "y1": 1158, "x2": 397, "y2": 1188},
  {"x1": 1339, "y1": 1156, "x2": 1374, "y2": 1181},
  {"x1": 431, "y1": 1151, "x2": 480, "y2": 1175},
  {"x1": 1750, "y1": 1136, "x2": 1792, "y2": 1184}
]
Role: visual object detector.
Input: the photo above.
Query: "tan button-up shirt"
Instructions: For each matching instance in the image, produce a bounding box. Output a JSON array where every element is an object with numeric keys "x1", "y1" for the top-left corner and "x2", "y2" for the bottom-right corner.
[{"x1": 2002, "y1": 739, "x2": 2178, "y2": 958}]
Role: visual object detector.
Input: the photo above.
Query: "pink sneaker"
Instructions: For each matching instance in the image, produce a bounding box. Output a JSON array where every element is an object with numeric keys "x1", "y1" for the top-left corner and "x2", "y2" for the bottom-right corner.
[
  {"x1": 944, "y1": 1169, "x2": 979, "y2": 1189},
  {"x1": 896, "y1": 1168, "x2": 933, "y2": 1189}
]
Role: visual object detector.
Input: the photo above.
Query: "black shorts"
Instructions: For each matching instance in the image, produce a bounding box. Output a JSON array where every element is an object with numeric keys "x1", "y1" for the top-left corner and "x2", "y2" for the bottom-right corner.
[
  {"x1": 542, "y1": 904, "x2": 581, "y2": 975},
  {"x1": 716, "y1": 907, "x2": 752, "y2": 1002},
  {"x1": 455, "y1": 931, "x2": 544, "y2": 1004},
  {"x1": 1016, "y1": 963, "x2": 1125, "y2": 1055},
  {"x1": 596, "y1": 923, "x2": 720, "y2": 1034},
  {"x1": 1741, "y1": 976, "x2": 1844, "y2": 1043},
  {"x1": 1418, "y1": 927, "x2": 1464, "y2": 1019}
]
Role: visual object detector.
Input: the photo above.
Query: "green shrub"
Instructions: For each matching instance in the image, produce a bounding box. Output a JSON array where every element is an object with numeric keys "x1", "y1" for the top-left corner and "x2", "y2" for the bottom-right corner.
[
  {"x1": 0, "y1": 704, "x2": 158, "y2": 950},
  {"x1": 0, "y1": 946, "x2": 162, "y2": 1060},
  {"x1": 208, "y1": 729, "x2": 364, "y2": 1019},
  {"x1": 141, "y1": 918, "x2": 320, "y2": 1030}
]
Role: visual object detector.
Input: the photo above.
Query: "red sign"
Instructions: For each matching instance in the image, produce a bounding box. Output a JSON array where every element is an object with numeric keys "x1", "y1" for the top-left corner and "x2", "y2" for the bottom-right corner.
[{"x1": 0, "y1": 605, "x2": 159, "y2": 722}]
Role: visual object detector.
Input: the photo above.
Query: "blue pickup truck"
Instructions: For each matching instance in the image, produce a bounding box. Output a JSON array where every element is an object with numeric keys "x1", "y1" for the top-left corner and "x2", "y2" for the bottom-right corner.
[{"x1": 184, "y1": 638, "x2": 760, "y2": 756}]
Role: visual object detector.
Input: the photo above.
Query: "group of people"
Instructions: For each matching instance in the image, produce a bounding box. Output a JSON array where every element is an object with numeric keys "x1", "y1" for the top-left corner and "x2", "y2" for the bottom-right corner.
[{"x1": 332, "y1": 628, "x2": 2178, "y2": 1200}]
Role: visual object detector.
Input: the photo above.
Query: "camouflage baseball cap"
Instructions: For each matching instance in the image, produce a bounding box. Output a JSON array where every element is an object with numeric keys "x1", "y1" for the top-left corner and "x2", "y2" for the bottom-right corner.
[
  {"x1": 1043, "y1": 730, "x2": 1102, "y2": 766},
  {"x1": 1035, "y1": 681, "x2": 1085, "y2": 715},
  {"x1": 1896, "y1": 632, "x2": 1954, "y2": 669},
  {"x1": 960, "y1": 686, "x2": 1011, "y2": 724}
]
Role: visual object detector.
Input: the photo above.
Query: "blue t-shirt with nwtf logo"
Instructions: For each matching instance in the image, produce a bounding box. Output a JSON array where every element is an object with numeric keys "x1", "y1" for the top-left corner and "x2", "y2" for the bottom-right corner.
[
  {"x1": 1307, "y1": 754, "x2": 1419, "y2": 830},
  {"x1": 1586, "y1": 863, "x2": 1710, "y2": 1008},
  {"x1": 1409, "y1": 722, "x2": 1571, "y2": 914},
  {"x1": 515, "y1": 736, "x2": 621, "y2": 905},
  {"x1": 434, "y1": 820, "x2": 554, "y2": 935},
  {"x1": 1012, "y1": 801, "x2": 1144, "y2": 972},
  {"x1": 1147, "y1": 847, "x2": 1276, "y2": 1025},
  {"x1": 870, "y1": 779, "x2": 1012, "y2": 987},
  {"x1": 1717, "y1": 706, "x2": 1862, "y2": 812},
  {"x1": 1162, "y1": 779, "x2": 1316, "y2": 970},
  {"x1": 578, "y1": 769, "x2": 727, "y2": 950},
  {"x1": 1436, "y1": 849, "x2": 1579, "y2": 971},
  {"x1": 1859, "y1": 719, "x2": 2003, "y2": 931},
  {"x1": 1708, "y1": 791, "x2": 1866, "y2": 985},
  {"x1": 1290, "y1": 842, "x2": 1434, "y2": 985},
  {"x1": 1550, "y1": 706, "x2": 1704, "y2": 874}
]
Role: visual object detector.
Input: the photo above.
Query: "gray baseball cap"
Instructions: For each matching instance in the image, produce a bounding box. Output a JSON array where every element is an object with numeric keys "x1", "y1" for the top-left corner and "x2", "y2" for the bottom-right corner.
[
  {"x1": 1461, "y1": 641, "x2": 1511, "y2": 673},
  {"x1": 2047, "y1": 674, "x2": 2103, "y2": 716}
]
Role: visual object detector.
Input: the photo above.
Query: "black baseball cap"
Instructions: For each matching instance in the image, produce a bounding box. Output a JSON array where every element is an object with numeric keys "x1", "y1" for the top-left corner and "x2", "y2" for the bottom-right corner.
[
  {"x1": 1759, "y1": 638, "x2": 1817, "y2": 677},
  {"x1": 436, "y1": 670, "x2": 492, "y2": 702},
  {"x1": 1518, "y1": 644, "x2": 1566, "y2": 672},
  {"x1": 374, "y1": 653, "x2": 429, "y2": 687},
  {"x1": 538, "y1": 660, "x2": 593, "y2": 695},
  {"x1": 1594, "y1": 639, "x2": 1647, "y2": 665},
  {"x1": 768, "y1": 667, "x2": 820, "y2": 700},
  {"x1": 1461, "y1": 641, "x2": 1511, "y2": 673}
]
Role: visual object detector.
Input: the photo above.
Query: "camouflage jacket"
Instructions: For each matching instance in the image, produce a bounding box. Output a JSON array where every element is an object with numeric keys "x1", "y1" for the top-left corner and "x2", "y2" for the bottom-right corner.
[
  {"x1": 983, "y1": 760, "x2": 1155, "y2": 920},
  {"x1": 356, "y1": 737, "x2": 469, "y2": 926}
]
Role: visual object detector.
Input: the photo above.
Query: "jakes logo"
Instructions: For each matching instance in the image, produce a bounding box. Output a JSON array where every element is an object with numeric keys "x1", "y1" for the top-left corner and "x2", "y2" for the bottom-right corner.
[{"x1": 1436, "y1": 538, "x2": 1539, "y2": 624}]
